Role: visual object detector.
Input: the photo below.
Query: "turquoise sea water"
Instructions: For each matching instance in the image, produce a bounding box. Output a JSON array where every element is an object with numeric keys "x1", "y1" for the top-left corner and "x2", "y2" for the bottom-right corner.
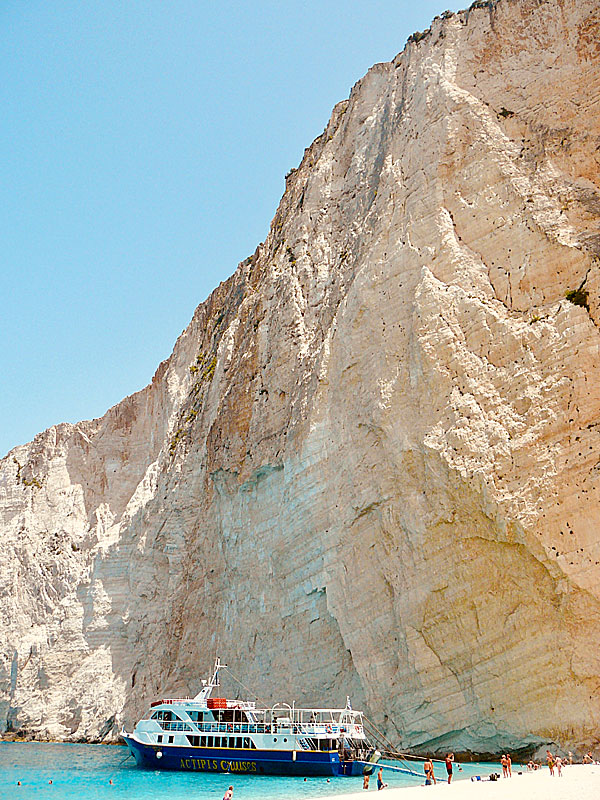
[{"x1": 0, "y1": 743, "x2": 503, "y2": 799}]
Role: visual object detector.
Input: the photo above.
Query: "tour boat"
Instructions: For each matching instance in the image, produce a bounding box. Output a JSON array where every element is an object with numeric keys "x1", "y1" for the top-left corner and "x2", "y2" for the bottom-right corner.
[{"x1": 122, "y1": 658, "x2": 380, "y2": 776}]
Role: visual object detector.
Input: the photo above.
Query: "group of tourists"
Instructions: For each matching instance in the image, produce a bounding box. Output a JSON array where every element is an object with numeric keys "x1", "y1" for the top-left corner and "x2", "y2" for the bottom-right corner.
[
  {"x1": 500, "y1": 753, "x2": 512, "y2": 777},
  {"x1": 422, "y1": 753, "x2": 457, "y2": 785}
]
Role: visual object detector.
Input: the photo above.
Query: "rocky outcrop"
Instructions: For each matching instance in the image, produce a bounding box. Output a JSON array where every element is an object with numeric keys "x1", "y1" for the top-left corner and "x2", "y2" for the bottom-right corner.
[{"x1": 1, "y1": 0, "x2": 599, "y2": 756}]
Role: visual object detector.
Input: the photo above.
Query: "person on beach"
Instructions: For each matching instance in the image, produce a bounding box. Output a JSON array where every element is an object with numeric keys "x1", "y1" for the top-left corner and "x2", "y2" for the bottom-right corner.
[
  {"x1": 547, "y1": 750, "x2": 555, "y2": 775},
  {"x1": 424, "y1": 757, "x2": 436, "y2": 785},
  {"x1": 363, "y1": 773, "x2": 370, "y2": 790},
  {"x1": 569, "y1": 751, "x2": 573, "y2": 765},
  {"x1": 445, "y1": 753, "x2": 454, "y2": 784},
  {"x1": 377, "y1": 766, "x2": 387, "y2": 790},
  {"x1": 500, "y1": 754, "x2": 508, "y2": 778},
  {"x1": 556, "y1": 755, "x2": 563, "y2": 776},
  {"x1": 506, "y1": 754, "x2": 512, "y2": 777},
  {"x1": 223, "y1": 787, "x2": 233, "y2": 800}
]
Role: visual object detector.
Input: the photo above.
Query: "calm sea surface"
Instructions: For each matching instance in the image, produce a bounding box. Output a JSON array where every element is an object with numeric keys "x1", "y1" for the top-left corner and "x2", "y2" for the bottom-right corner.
[{"x1": 0, "y1": 743, "x2": 503, "y2": 799}]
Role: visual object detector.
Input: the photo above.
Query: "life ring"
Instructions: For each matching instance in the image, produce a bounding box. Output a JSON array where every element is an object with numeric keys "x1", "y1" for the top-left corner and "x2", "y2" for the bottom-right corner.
[{"x1": 156, "y1": 751, "x2": 163, "y2": 759}]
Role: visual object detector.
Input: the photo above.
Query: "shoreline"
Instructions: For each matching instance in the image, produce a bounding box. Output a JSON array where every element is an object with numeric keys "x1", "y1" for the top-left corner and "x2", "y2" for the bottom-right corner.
[{"x1": 310, "y1": 764, "x2": 600, "y2": 800}]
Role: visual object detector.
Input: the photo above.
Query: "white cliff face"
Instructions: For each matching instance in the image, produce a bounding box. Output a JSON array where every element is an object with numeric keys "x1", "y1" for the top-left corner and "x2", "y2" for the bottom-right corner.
[{"x1": 1, "y1": 0, "x2": 600, "y2": 755}]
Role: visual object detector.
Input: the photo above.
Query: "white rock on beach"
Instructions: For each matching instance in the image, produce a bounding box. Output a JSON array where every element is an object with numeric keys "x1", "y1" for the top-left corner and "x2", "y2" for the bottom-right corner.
[{"x1": 1, "y1": 0, "x2": 600, "y2": 756}]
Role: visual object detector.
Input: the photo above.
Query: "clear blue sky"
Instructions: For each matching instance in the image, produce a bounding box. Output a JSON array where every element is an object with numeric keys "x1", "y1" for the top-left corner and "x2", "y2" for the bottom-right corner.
[{"x1": 1, "y1": 0, "x2": 461, "y2": 457}]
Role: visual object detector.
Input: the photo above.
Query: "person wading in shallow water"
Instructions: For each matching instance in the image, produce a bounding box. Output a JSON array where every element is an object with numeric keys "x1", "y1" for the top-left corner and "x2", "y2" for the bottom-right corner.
[
  {"x1": 445, "y1": 753, "x2": 454, "y2": 784},
  {"x1": 424, "y1": 757, "x2": 436, "y2": 785},
  {"x1": 377, "y1": 766, "x2": 388, "y2": 790},
  {"x1": 223, "y1": 787, "x2": 233, "y2": 800}
]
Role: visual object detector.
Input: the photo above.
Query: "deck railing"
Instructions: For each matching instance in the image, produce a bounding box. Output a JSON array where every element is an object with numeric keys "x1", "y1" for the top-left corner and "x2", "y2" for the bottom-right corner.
[{"x1": 158, "y1": 721, "x2": 362, "y2": 736}]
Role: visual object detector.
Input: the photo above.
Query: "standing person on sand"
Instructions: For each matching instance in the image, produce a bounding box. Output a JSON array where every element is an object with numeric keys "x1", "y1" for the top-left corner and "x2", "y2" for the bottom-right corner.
[
  {"x1": 445, "y1": 753, "x2": 454, "y2": 784},
  {"x1": 500, "y1": 754, "x2": 508, "y2": 778},
  {"x1": 424, "y1": 757, "x2": 436, "y2": 785},
  {"x1": 547, "y1": 750, "x2": 555, "y2": 776},
  {"x1": 376, "y1": 766, "x2": 387, "y2": 790},
  {"x1": 363, "y1": 773, "x2": 370, "y2": 790},
  {"x1": 556, "y1": 756, "x2": 563, "y2": 776},
  {"x1": 506, "y1": 754, "x2": 512, "y2": 777}
]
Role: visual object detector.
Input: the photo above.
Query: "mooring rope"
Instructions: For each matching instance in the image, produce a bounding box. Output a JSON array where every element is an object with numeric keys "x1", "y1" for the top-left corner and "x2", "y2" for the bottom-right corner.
[{"x1": 362, "y1": 715, "x2": 447, "y2": 765}]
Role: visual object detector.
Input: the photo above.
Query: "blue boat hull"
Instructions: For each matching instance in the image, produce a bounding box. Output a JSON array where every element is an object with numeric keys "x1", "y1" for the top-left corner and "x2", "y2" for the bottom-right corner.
[{"x1": 123, "y1": 735, "x2": 348, "y2": 776}]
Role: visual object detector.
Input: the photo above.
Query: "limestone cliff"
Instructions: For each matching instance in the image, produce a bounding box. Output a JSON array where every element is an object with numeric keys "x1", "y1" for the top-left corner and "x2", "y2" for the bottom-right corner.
[{"x1": 1, "y1": 0, "x2": 600, "y2": 756}]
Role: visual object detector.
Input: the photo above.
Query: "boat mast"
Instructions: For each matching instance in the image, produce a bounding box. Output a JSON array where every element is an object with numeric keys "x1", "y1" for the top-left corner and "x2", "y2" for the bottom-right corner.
[{"x1": 193, "y1": 657, "x2": 227, "y2": 701}]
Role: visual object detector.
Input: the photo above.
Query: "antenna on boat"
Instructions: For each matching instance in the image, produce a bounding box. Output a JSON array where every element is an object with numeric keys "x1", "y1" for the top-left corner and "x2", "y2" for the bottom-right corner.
[{"x1": 193, "y1": 656, "x2": 227, "y2": 701}]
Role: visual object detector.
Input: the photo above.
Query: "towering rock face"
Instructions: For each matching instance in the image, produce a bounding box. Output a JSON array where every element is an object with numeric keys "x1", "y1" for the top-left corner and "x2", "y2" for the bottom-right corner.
[{"x1": 1, "y1": 0, "x2": 599, "y2": 755}]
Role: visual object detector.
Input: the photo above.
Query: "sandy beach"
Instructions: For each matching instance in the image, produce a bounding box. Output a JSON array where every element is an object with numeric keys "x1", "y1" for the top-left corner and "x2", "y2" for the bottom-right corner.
[{"x1": 311, "y1": 764, "x2": 600, "y2": 800}]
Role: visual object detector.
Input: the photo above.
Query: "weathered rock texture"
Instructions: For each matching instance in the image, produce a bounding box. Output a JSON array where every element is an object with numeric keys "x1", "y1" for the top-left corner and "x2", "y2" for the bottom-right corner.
[{"x1": 1, "y1": 0, "x2": 600, "y2": 756}]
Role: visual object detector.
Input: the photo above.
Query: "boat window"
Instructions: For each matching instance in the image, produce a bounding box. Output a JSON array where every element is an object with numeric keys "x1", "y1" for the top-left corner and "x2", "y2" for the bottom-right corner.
[
  {"x1": 236, "y1": 737, "x2": 242, "y2": 749},
  {"x1": 168, "y1": 736, "x2": 174, "y2": 744},
  {"x1": 200, "y1": 736, "x2": 206, "y2": 747},
  {"x1": 153, "y1": 710, "x2": 182, "y2": 722},
  {"x1": 157, "y1": 735, "x2": 162, "y2": 743},
  {"x1": 188, "y1": 711, "x2": 204, "y2": 722},
  {"x1": 207, "y1": 737, "x2": 213, "y2": 748}
]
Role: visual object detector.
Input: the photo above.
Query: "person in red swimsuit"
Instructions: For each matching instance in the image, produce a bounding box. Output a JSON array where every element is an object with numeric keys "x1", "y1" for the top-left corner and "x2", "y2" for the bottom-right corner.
[{"x1": 445, "y1": 753, "x2": 454, "y2": 784}]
